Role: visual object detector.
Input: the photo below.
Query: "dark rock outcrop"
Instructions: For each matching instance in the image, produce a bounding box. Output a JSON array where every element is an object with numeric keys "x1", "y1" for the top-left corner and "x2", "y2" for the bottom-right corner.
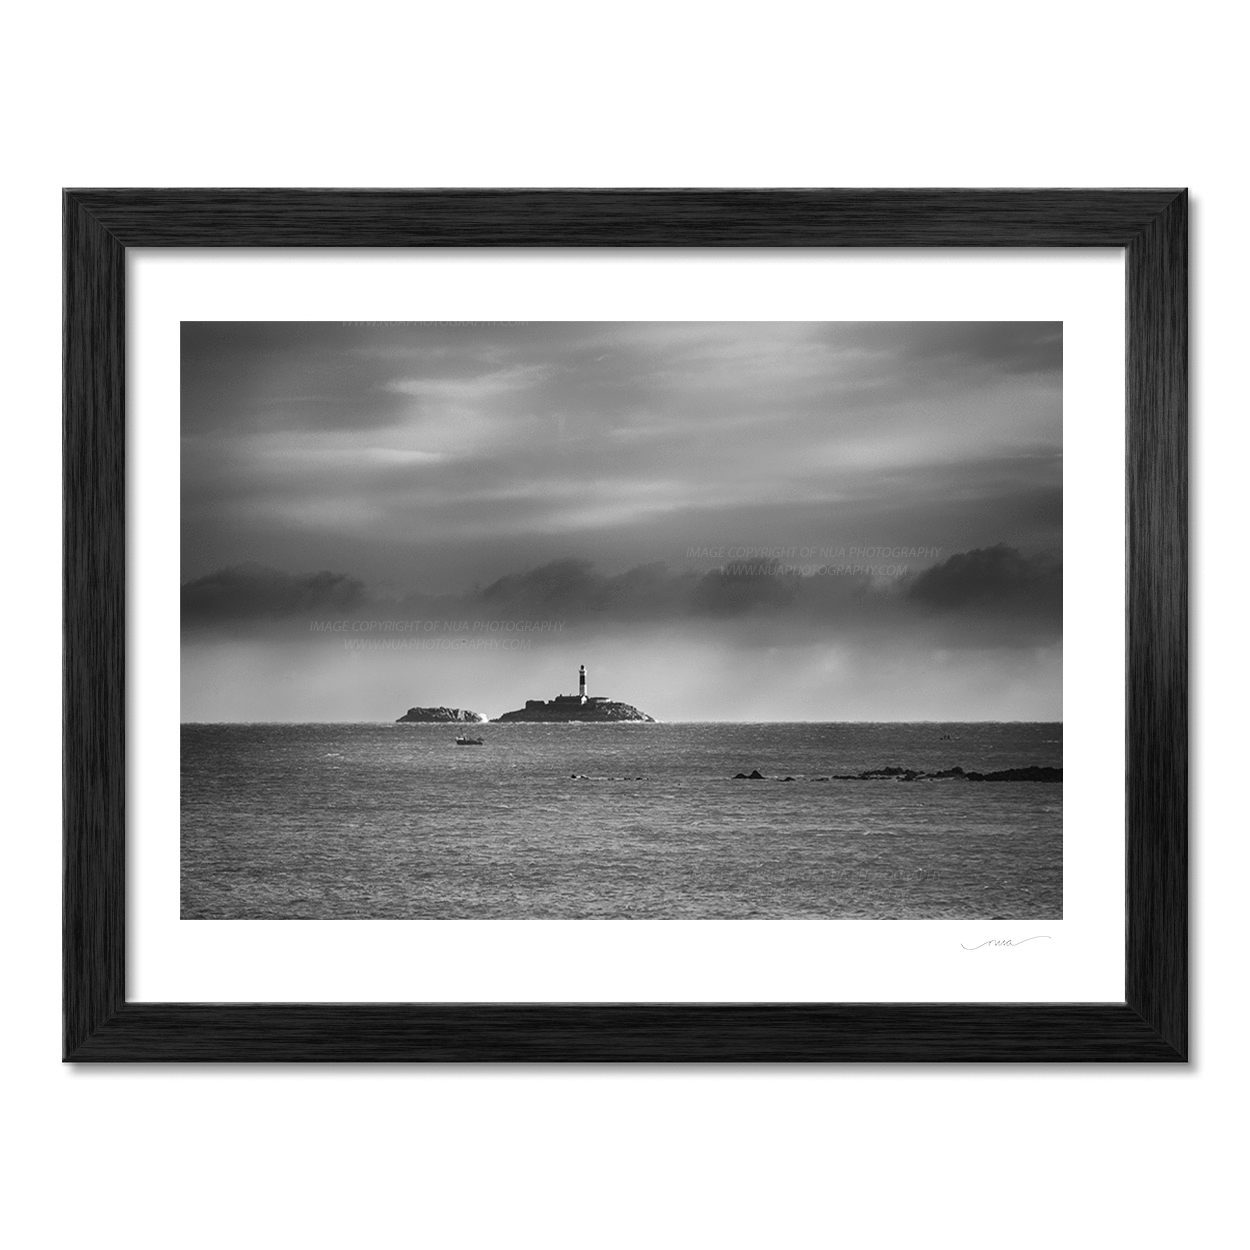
[
  {"x1": 396, "y1": 707, "x2": 487, "y2": 723},
  {"x1": 758, "y1": 762, "x2": 1060, "y2": 783},
  {"x1": 966, "y1": 766, "x2": 1062, "y2": 783}
]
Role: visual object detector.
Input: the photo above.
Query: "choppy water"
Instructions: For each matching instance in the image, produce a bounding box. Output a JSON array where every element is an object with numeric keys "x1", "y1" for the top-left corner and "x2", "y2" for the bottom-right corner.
[{"x1": 181, "y1": 722, "x2": 1061, "y2": 919}]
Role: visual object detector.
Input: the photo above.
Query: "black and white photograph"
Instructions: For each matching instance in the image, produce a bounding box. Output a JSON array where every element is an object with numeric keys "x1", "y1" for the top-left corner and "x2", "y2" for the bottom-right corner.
[{"x1": 181, "y1": 319, "x2": 1063, "y2": 921}]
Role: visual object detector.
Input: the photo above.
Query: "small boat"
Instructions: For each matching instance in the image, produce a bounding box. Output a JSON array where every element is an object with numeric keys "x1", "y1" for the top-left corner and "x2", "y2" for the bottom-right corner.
[{"x1": 454, "y1": 735, "x2": 485, "y2": 746}]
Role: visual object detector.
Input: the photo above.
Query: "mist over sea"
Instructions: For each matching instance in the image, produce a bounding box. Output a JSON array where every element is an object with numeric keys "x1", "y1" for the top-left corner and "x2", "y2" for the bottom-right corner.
[{"x1": 181, "y1": 722, "x2": 1061, "y2": 920}]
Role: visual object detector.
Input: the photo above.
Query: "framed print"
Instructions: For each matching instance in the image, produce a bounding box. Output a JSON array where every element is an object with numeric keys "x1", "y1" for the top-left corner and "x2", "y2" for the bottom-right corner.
[{"x1": 63, "y1": 189, "x2": 1187, "y2": 1061}]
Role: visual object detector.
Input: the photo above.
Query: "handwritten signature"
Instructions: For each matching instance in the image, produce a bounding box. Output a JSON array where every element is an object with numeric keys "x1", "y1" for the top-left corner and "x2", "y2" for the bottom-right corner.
[{"x1": 961, "y1": 936, "x2": 1051, "y2": 950}]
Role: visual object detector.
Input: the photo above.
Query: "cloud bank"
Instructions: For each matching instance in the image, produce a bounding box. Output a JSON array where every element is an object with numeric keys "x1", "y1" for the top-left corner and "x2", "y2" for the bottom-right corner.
[{"x1": 183, "y1": 546, "x2": 1059, "y2": 638}]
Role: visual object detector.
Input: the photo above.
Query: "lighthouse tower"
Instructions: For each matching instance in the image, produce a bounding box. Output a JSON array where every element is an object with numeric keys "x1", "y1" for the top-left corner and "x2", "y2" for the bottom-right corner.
[{"x1": 579, "y1": 664, "x2": 587, "y2": 702}]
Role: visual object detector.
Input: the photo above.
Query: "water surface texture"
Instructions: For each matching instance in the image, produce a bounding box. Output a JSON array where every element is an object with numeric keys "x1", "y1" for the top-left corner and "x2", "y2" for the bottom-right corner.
[{"x1": 181, "y1": 722, "x2": 1062, "y2": 919}]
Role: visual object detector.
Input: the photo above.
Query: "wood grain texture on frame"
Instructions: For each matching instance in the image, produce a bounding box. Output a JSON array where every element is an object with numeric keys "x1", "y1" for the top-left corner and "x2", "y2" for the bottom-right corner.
[{"x1": 63, "y1": 188, "x2": 1188, "y2": 1062}]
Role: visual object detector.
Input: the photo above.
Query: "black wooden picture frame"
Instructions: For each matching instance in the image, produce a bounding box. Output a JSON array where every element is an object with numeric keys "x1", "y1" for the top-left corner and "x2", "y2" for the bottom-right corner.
[{"x1": 63, "y1": 188, "x2": 1187, "y2": 1062}]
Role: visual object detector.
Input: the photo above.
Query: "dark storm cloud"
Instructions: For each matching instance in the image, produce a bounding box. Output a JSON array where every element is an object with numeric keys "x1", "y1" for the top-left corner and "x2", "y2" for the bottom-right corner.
[
  {"x1": 465, "y1": 551, "x2": 1060, "y2": 639},
  {"x1": 182, "y1": 564, "x2": 367, "y2": 622},
  {"x1": 906, "y1": 545, "x2": 1061, "y2": 616},
  {"x1": 690, "y1": 560, "x2": 802, "y2": 615},
  {"x1": 469, "y1": 556, "x2": 838, "y2": 621},
  {"x1": 181, "y1": 557, "x2": 814, "y2": 628},
  {"x1": 475, "y1": 558, "x2": 698, "y2": 620}
]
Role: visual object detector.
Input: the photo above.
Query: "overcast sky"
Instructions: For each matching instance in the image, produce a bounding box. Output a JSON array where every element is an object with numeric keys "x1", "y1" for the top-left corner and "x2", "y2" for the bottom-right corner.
[{"x1": 181, "y1": 321, "x2": 1062, "y2": 721}]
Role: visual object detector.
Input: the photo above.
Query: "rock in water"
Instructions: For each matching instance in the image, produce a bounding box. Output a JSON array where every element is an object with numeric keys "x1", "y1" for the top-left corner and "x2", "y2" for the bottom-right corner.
[
  {"x1": 396, "y1": 707, "x2": 487, "y2": 723},
  {"x1": 968, "y1": 765, "x2": 1062, "y2": 783}
]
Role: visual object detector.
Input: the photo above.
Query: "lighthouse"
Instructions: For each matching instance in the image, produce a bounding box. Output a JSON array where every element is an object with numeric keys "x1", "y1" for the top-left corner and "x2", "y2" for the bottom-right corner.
[{"x1": 579, "y1": 664, "x2": 587, "y2": 702}]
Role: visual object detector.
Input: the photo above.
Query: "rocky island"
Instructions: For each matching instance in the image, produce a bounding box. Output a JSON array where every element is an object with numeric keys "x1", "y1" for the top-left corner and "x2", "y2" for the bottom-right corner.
[
  {"x1": 492, "y1": 664, "x2": 655, "y2": 723},
  {"x1": 730, "y1": 764, "x2": 1061, "y2": 782},
  {"x1": 396, "y1": 707, "x2": 487, "y2": 723}
]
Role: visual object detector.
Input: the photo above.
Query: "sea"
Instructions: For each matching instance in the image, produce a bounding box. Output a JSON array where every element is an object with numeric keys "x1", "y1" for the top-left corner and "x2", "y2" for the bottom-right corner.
[{"x1": 181, "y1": 722, "x2": 1062, "y2": 920}]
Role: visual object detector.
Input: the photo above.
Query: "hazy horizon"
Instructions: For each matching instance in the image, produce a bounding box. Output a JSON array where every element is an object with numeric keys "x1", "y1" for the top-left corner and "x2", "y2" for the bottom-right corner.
[{"x1": 181, "y1": 716, "x2": 1063, "y2": 724}]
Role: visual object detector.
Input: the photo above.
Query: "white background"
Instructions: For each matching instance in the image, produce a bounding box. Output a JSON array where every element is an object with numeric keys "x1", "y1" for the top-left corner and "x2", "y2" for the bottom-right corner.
[
  {"x1": 4, "y1": 3, "x2": 1243, "y2": 1248},
  {"x1": 131, "y1": 249, "x2": 1123, "y2": 1006}
]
